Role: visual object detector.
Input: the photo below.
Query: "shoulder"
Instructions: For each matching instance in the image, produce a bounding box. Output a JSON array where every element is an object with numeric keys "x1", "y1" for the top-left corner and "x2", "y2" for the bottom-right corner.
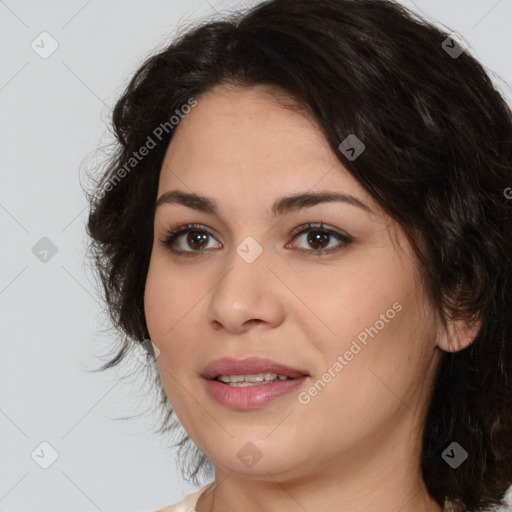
[
  {"x1": 152, "y1": 497, "x2": 192, "y2": 512},
  {"x1": 152, "y1": 500, "x2": 189, "y2": 512},
  {"x1": 153, "y1": 482, "x2": 215, "y2": 512},
  {"x1": 153, "y1": 504, "x2": 182, "y2": 512},
  {"x1": 153, "y1": 502, "x2": 179, "y2": 512}
]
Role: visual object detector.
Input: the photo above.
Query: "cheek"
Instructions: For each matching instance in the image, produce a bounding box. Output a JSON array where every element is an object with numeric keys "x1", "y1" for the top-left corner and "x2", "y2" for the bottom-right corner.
[
  {"x1": 318, "y1": 289, "x2": 433, "y2": 415},
  {"x1": 143, "y1": 261, "x2": 169, "y2": 341},
  {"x1": 143, "y1": 262, "x2": 197, "y2": 412},
  {"x1": 300, "y1": 254, "x2": 432, "y2": 403},
  {"x1": 299, "y1": 253, "x2": 410, "y2": 355},
  {"x1": 144, "y1": 256, "x2": 197, "y2": 340},
  {"x1": 144, "y1": 256, "x2": 212, "y2": 386}
]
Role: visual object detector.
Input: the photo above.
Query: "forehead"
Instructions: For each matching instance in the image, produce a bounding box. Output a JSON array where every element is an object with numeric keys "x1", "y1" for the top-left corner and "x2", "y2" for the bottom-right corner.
[
  {"x1": 170, "y1": 85, "x2": 331, "y2": 160},
  {"x1": 158, "y1": 84, "x2": 366, "y2": 198}
]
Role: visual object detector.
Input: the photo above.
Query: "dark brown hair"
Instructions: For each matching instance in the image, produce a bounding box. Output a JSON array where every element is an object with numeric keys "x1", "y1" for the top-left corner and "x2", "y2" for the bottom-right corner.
[{"x1": 84, "y1": 1, "x2": 512, "y2": 510}]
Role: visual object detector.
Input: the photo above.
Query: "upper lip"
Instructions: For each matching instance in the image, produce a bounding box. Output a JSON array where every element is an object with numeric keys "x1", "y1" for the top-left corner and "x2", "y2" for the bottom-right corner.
[{"x1": 201, "y1": 356, "x2": 309, "y2": 380}]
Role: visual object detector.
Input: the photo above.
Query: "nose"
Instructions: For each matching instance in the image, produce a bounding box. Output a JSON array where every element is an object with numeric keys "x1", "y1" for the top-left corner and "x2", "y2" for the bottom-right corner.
[{"x1": 204, "y1": 244, "x2": 286, "y2": 334}]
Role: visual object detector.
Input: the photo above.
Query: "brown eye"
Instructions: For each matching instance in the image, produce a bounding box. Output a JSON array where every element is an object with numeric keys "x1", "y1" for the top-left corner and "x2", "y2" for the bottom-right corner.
[
  {"x1": 160, "y1": 223, "x2": 221, "y2": 255},
  {"x1": 186, "y1": 231, "x2": 210, "y2": 250},
  {"x1": 289, "y1": 222, "x2": 354, "y2": 255},
  {"x1": 307, "y1": 230, "x2": 331, "y2": 250},
  {"x1": 160, "y1": 222, "x2": 353, "y2": 257}
]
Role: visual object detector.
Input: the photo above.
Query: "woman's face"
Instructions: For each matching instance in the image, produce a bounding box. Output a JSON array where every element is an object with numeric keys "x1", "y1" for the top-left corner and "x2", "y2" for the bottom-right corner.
[{"x1": 144, "y1": 84, "x2": 444, "y2": 481}]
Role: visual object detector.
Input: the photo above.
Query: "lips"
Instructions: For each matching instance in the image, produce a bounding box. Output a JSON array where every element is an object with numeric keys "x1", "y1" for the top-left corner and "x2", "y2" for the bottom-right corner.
[{"x1": 201, "y1": 356, "x2": 309, "y2": 380}]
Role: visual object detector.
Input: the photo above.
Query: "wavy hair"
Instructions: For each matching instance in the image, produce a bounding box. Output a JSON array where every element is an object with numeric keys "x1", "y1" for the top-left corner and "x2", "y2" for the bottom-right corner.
[{"x1": 84, "y1": 1, "x2": 512, "y2": 510}]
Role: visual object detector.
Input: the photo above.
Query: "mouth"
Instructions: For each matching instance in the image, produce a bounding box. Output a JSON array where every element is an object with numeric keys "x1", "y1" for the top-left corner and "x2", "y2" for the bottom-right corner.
[
  {"x1": 214, "y1": 372, "x2": 297, "y2": 387},
  {"x1": 201, "y1": 356, "x2": 310, "y2": 409},
  {"x1": 201, "y1": 356, "x2": 310, "y2": 381}
]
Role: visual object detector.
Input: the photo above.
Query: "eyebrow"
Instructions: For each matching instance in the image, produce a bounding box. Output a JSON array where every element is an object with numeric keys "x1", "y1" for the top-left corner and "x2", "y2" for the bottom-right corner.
[{"x1": 155, "y1": 189, "x2": 373, "y2": 216}]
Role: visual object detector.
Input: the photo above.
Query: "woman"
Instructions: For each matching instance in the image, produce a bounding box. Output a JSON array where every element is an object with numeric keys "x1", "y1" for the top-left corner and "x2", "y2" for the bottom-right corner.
[{"x1": 85, "y1": 0, "x2": 512, "y2": 511}]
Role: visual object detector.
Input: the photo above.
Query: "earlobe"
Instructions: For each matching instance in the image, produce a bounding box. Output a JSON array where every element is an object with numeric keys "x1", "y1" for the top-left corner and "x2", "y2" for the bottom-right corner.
[{"x1": 436, "y1": 313, "x2": 482, "y2": 353}]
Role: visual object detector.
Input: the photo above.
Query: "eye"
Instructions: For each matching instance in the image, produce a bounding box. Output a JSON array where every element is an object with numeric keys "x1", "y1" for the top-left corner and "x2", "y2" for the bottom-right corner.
[
  {"x1": 159, "y1": 221, "x2": 354, "y2": 257},
  {"x1": 159, "y1": 223, "x2": 221, "y2": 256},
  {"x1": 287, "y1": 222, "x2": 354, "y2": 255}
]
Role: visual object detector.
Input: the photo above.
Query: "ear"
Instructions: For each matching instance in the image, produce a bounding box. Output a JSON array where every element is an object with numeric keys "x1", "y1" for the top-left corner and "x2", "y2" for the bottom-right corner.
[{"x1": 436, "y1": 313, "x2": 482, "y2": 353}]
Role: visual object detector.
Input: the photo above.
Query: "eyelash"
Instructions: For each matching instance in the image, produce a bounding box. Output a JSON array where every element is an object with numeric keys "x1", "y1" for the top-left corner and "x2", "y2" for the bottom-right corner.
[{"x1": 159, "y1": 222, "x2": 354, "y2": 257}]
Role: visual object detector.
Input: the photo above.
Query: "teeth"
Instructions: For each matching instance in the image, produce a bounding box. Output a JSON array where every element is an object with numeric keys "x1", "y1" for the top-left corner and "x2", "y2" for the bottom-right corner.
[
  {"x1": 226, "y1": 381, "x2": 273, "y2": 387},
  {"x1": 217, "y1": 372, "x2": 291, "y2": 384}
]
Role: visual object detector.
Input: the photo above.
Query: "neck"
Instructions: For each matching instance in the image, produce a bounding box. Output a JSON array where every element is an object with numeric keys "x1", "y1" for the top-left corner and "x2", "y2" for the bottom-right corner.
[
  {"x1": 196, "y1": 474, "x2": 443, "y2": 512},
  {"x1": 195, "y1": 433, "x2": 444, "y2": 512}
]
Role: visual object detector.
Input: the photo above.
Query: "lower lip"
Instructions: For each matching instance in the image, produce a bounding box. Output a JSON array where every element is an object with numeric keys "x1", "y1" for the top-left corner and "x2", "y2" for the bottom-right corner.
[{"x1": 204, "y1": 376, "x2": 308, "y2": 409}]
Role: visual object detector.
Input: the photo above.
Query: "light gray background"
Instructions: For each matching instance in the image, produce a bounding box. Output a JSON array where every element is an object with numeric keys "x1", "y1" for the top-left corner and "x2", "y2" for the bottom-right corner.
[{"x1": 1, "y1": 1, "x2": 511, "y2": 511}]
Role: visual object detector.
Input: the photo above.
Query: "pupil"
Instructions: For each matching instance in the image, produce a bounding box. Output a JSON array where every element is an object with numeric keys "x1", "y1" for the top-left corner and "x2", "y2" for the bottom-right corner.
[
  {"x1": 308, "y1": 230, "x2": 329, "y2": 249},
  {"x1": 188, "y1": 231, "x2": 208, "y2": 249}
]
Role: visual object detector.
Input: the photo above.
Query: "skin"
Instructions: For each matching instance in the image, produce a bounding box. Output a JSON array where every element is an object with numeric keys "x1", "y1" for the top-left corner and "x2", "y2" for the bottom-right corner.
[{"x1": 144, "y1": 84, "x2": 479, "y2": 512}]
